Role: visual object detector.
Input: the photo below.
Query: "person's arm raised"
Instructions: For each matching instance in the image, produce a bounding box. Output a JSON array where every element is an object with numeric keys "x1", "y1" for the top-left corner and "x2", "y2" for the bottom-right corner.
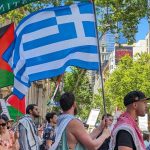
[
  {"x1": 68, "y1": 119, "x2": 110, "y2": 150},
  {"x1": 90, "y1": 117, "x2": 106, "y2": 139}
]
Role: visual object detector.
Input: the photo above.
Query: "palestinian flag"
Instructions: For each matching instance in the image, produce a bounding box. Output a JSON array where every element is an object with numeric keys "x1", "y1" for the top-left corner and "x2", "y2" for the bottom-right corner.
[
  {"x1": 0, "y1": 23, "x2": 14, "y2": 88},
  {"x1": 6, "y1": 95, "x2": 26, "y2": 121},
  {"x1": 0, "y1": 24, "x2": 25, "y2": 120}
]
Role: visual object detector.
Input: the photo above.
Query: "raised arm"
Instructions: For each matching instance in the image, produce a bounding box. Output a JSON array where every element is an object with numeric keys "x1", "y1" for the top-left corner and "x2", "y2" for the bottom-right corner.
[{"x1": 68, "y1": 119, "x2": 110, "y2": 150}]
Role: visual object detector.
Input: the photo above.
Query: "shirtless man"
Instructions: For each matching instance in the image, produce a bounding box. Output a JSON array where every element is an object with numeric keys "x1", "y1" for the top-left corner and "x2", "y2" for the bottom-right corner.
[{"x1": 50, "y1": 92, "x2": 110, "y2": 150}]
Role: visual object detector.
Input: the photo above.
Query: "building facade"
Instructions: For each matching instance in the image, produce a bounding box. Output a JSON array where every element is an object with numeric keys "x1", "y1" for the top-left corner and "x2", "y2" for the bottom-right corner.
[
  {"x1": 145, "y1": 33, "x2": 150, "y2": 54},
  {"x1": 133, "y1": 40, "x2": 147, "y2": 56}
]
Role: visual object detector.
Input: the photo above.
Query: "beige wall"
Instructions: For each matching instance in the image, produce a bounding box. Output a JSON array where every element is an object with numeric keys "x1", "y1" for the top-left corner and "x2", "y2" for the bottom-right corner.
[
  {"x1": 0, "y1": 80, "x2": 52, "y2": 120},
  {"x1": 26, "y1": 80, "x2": 51, "y2": 120}
]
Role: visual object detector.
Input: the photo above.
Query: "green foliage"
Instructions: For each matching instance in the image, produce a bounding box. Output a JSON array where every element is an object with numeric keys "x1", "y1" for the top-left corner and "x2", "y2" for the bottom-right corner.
[
  {"x1": 0, "y1": 0, "x2": 149, "y2": 43},
  {"x1": 63, "y1": 67, "x2": 93, "y2": 120},
  {"x1": 1, "y1": 0, "x2": 150, "y2": 117},
  {"x1": 95, "y1": 0, "x2": 148, "y2": 43},
  {"x1": 92, "y1": 88, "x2": 112, "y2": 116},
  {"x1": 94, "y1": 53, "x2": 150, "y2": 113},
  {"x1": 0, "y1": 0, "x2": 67, "y2": 24}
]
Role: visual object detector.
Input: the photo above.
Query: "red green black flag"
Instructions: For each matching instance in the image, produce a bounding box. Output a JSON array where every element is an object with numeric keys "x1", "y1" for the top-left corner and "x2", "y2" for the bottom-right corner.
[{"x1": 0, "y1": 23, "x2": 14, "y2": 88}]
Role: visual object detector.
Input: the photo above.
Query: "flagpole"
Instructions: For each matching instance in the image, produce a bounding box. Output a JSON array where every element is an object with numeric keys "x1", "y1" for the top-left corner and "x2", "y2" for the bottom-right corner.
[
  {"x1": 91, "y1": 0, "x2": 107, "y2": 115},
  {"x1": 47, "y1": 75, "x2": 62, "y2": 106}
]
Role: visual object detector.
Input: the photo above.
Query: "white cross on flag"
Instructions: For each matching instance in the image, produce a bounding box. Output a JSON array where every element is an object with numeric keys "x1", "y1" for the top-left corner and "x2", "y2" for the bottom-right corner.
[{"x1": 3, "y1": 2, "x2": 99, "y2": 99}]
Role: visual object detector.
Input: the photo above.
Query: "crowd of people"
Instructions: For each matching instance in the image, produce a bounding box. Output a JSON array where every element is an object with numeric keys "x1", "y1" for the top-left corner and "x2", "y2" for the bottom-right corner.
[{"x1": 0, "y1": 90, "x2": 150, "y2": 150}]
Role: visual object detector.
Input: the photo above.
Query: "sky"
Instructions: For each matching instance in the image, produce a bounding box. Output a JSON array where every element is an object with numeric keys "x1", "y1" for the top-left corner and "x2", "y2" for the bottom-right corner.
[
  {"x1": 66, "y1": 18, "x2": 149, "y2": 72},
  {"x1": 135, "y1": 18, "x2": 149, "y2": 41}
]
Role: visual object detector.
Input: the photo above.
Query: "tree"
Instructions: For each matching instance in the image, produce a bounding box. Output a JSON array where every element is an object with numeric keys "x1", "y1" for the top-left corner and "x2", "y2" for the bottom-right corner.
[
  {"x1": 47, "y1": 67, "x2": 93, "y2": 120},
  {"x1": 94, "y1": 53, "x2": 150, "y2": 112},
  {"x1": 63, "y1": 67, "x2": 93, "y2": 120},
  {"x1": 91, "y1": 88, "x2": 112, "y2": 116},
  {"x1": 95, "y1": 0, "x2": 148, "y2": 43},
  {"x1": 1, "y1": 0, "x2": 150, "y2": 117},
  {"x1": 0, "y1": 0, "x2": 73, "y2": 24},
  {"x1": 0, "y1": 0, "x2": 149, "y2": 43}
]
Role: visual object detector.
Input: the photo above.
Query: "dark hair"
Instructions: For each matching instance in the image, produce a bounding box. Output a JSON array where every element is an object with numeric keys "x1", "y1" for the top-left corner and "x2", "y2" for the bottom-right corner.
[
  {"x1": 0, "y1": 115, "x2": 3, "y2": 120},
  {"x1": 46, "y1": 112, "x2": 57, "y2": 123},
  {"x1": 59, "y1": 92, "x2": 75, "y2": 111},
  {"x1": 143, "y1": 132, "x2": 149, "y2": 141},
  {"x1": 26, "y1": 104, "x2": 37, "y2": 114},
  {"x1": 102, "y1": 113, "x2": 112, "y2": 120},
  {"x1": 1, "y1": 114, "x2": 9, "y2": 122},
  {"x1": 0, "y1": 115, "x2": 6, "y2": 122}
]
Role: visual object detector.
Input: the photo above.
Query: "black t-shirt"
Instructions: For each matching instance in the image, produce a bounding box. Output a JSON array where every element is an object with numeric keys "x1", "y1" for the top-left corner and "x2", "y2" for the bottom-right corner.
[
  {"x1": 115, "y1": 130, "x2": 136, "y2": 150},
  {"x1": 97, "y1": 131, "x2": 110, "y2": 150},
  {"x1": 98, "y1": 136, "x2": 110, "y2": 150}
]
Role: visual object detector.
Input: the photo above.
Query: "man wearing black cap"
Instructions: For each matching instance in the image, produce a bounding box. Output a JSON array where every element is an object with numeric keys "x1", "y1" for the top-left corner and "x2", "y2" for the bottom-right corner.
[{"x1": 109, "y1": 90, "x2": 150, "y2": 150}]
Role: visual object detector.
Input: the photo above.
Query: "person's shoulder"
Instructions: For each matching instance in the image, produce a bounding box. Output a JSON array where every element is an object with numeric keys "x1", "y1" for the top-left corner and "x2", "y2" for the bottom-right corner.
[
  {"x1": 117, "y1": 130, "x2": 132, "y2": 138},
  {"x1": 44, "y1": 126, "x2": 53, "y2": 132},
  {"x1": 69, "y1": 118, "x2": 83, "y2": 124},
  {"x1": 19, "y1": 115, "x2": 29, "y2": 121},
  {"x1": 67, "y1": 118, "x2": 88, "y2": 138},
  {"x1": 68, "y1": 118, "x2": 84, "y2": 128},
  {"x1": 18, "y1": 118, "x2": 27, "y2": 125},
  {"x1": 18, "y1": 115, "x2": 32, "y2": 126},
  {"x1": 116, "y1": 130, "x2": 134, "y2": 144},
  {"x1": 116, "y1": 129, "x2": 135, "y2": 148},
  {"x1": 118, "y1": 130, "x2": 131, "y2": 135}
]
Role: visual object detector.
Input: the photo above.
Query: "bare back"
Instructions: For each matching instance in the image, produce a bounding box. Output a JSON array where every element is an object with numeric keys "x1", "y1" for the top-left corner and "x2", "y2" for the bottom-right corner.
[
  {"x1": 66, "y1": 119, "x2": 80, "y2": 149},
  {"x1": 65, "y1": 118, "x2": 109, "y2": 150},
  {"x1": 66, "y1": 119, "x2": 94, "y2": 150}
]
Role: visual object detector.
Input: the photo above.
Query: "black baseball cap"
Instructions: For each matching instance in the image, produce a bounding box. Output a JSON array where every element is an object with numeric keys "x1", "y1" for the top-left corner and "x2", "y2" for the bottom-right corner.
[{"x1": 124, "y1": 91, "x2": 150, "y2": 106}]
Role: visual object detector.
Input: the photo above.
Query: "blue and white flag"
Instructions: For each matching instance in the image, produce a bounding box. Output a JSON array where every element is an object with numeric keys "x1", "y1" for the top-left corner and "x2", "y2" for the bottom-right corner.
[{"x1": 3, "y1": 2, "x2": 99, "y2": 99}]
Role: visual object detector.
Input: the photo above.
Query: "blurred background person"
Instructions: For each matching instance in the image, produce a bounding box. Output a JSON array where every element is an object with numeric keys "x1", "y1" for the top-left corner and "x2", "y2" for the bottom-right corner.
[
  {"x1": 97, "y1": 114, "x2": 113, "y2": 150},
  {"x1": 1, "y1": 114, "x2": 14, "y2": 130},
  {"x1": 143, "y1": 132, "x2": 150, "y2": 149},
  {"x1": 18, "y1": 104, "x2": 40, "y2": 150},
  {"x1": 42, "y1": 112, "x2": 57, "y2": 149},
  {"x1": 0, "y1": 114, "x2": 19, "y2": 150}
]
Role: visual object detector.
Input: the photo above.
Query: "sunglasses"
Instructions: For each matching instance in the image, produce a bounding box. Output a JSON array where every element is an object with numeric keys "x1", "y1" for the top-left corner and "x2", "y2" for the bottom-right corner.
[{"x1": 0, "y1": 123, "x2": 6, "y2": 127}]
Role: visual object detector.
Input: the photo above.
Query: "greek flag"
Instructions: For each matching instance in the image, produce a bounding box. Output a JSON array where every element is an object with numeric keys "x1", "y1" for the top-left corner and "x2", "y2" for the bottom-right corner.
[{"x1": 3, "y1": 2, "x2": 99, "y2": 99}]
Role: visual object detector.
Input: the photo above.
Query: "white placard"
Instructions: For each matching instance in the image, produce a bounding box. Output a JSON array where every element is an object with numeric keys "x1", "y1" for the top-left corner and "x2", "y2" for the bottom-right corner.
[
  {"x1": 87, "y1": 109, "x2": 100, "y2": 126},
  {"x1": 0, "y1": 99, "x2": 10, "y2": 118},
  {"x1": 138, "y1": 114, "x2": 148, "y2": 131}
]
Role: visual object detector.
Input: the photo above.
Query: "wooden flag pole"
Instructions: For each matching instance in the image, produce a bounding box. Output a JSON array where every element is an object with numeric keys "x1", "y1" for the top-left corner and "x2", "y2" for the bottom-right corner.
[{"x1": 91, "y1": 0, "x2": 107, "y2": 115}]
